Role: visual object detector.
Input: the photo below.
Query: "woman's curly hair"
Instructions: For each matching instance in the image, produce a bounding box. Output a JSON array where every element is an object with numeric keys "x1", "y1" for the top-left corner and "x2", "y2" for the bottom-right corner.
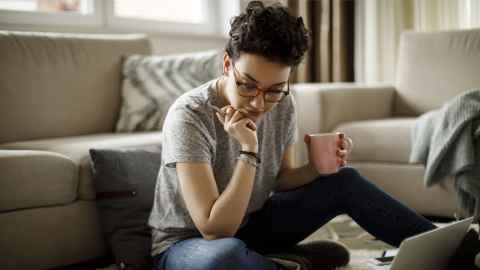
[{"x1": 226, "y1": 1, "x2": 310, "y2": 67}]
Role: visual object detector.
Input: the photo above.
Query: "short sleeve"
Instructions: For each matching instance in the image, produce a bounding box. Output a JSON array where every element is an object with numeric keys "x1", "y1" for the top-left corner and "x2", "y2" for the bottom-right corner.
[{"x1": 162, "y1": 106, "x2": 213, "y2": 168}]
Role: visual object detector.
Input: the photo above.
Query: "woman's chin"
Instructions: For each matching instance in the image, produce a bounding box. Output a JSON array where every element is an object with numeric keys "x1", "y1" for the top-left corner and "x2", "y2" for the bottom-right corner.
[{"x1": 249, "y1": 114, "x2": 263, "y2": 123}]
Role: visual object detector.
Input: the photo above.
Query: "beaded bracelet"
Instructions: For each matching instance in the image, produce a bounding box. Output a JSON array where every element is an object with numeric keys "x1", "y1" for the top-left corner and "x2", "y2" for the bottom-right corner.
[
  {"x1": 237, "y1": 154, "x2": 258, "y2": 168},
  {"x1": 239, "y1": 150, "x2": 261, "y2": 164}
]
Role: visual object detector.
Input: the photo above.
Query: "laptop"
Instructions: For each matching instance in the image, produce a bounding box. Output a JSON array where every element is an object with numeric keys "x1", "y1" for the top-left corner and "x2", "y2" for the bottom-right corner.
[{"x1": 370, "y1": 216, "x2": 474, "y2": 270}]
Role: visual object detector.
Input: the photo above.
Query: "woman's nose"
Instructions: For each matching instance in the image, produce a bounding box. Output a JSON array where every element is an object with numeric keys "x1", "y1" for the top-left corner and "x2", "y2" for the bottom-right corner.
[{"x1": 250, "y1": 92, "x2": 265, "y2": 110}]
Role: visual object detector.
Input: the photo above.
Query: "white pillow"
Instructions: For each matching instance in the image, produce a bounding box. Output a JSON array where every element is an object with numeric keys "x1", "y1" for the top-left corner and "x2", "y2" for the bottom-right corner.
[{"x1": 115, "y1": 50, "x2": 222, "y2": 132}]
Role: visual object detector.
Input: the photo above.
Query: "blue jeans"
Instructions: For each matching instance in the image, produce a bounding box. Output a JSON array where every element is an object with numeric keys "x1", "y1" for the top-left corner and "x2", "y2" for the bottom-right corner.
[{"x1": 153, "y1": 167, "x2": 436, "y2": 270}]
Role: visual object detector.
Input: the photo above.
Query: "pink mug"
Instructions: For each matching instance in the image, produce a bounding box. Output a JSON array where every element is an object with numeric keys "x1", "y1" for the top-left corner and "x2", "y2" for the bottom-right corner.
[{"x1": 304, "y1": 132, "x2": 354, "y2": 174}]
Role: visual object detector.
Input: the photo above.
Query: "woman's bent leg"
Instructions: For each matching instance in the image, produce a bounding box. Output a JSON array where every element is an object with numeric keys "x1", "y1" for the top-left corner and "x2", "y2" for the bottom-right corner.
[
  {"x1": 153, "y1": 237, "x2": 280, "y2": 270},
  {"x1": 237, "y1": 167, "x2": 436, "y2": 252}
]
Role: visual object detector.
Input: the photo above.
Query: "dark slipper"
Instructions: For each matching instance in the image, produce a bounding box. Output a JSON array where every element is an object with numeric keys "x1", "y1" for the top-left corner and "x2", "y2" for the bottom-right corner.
[
  {"x1": 266, "y1": 253, "x2": 312, "y2": 270},
  {"x1": 268, "y1": 240, "x2": 350, "y2": 270}
]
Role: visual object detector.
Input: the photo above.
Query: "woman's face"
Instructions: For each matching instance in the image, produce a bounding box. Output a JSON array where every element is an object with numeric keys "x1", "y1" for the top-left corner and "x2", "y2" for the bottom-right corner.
[{"x1": 220, "y1": 53, "x2": 291, "y2": 122}]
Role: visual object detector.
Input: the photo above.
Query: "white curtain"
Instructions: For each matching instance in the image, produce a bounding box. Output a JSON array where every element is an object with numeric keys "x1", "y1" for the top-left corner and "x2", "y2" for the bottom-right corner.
[{"x1": 355, "y1": 0, "x2": 480, "y2": 84}]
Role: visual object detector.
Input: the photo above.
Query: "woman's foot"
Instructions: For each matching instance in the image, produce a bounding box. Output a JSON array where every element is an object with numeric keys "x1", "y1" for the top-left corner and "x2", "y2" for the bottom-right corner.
[{"x1": 267, "y1": 240, "x2": 350, "y2": 270}]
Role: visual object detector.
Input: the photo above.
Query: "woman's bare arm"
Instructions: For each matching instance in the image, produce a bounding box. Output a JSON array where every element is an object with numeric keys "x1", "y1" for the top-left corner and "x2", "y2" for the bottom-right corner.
[
  {"x1": 176, "y1": 159, "x2": 256, "y2": 240},
  {"x1": 275, "y1": 144, "x2": 319, "y2": 191}
]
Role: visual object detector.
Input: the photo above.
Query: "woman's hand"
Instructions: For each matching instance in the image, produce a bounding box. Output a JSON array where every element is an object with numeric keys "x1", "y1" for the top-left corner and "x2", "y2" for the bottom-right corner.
[
  {"x1": 336, "y1": 133, "x2": 350, "y2": 166},
  {"x1": 303, "y1": 132, "x2": 351, "y2": 167},
  {"x1": 216, "y1": 106, "x2": 258, "y2": 153}
]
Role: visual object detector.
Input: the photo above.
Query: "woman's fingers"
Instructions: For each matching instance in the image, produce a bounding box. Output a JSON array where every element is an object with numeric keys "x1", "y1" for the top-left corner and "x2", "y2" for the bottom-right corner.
[
  {"x1": 237, "y1": 108, "x2": 249, "y2": 116},
  {"x1": 234, "y1": 110, "x2": 256, "y2": 131},
  {"x1": 217, "y1": 106, "x2": 256, "y2": 131},
  {"x1": 337, "y1": 148, "x2": 348, "y2": 167},
  {"x1": 215, "y1": 112, "x2": 225, "y2": 125},
  {"x1": 234, "y1": 117, "x2": 257, "y2": 131},
  {"x1": 336, "y1": 149, "x2": 348, "y2": 158},
  {"x1": 336, "y1": 138, "x2": 345, "y2": 149},
  {"x1": 304, "y1": 134, "x2": 311, "y2": 145},
  {"x1": 230, "y1": 110, "x2": 243, "y2": 123},
  {"x1": 224, "y1": 107, "x2": 234, "y2": 123},
  {"x1": 245, "y1": 119, "x2": 257, "y2": 131},
  {"x1": 220, "y1": 105, "x2": 230, "y2": 113},
  {"x1": 223, "y1": 107, "x2": 250, "y2": 125}
]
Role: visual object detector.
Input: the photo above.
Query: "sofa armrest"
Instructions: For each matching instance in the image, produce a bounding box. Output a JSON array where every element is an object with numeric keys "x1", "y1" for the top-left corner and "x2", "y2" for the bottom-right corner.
[
  {"x1": 291, "y1": 83, "x2": 397, "y2": 166},
  {"x1": 292, "y1": 83, "x2": 396, "y2": 132}
]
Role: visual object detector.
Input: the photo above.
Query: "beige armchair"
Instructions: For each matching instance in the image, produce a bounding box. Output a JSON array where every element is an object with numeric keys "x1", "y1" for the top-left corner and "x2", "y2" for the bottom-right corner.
[{"x1": 291, "y1": 28, "x2": 480, "y2": 218}]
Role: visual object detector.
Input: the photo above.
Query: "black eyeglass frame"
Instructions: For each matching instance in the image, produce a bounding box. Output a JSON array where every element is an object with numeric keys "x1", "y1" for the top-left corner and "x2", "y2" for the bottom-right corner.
[{"x1": 231, "y1": 62, "x2": 290, "y2": 103}]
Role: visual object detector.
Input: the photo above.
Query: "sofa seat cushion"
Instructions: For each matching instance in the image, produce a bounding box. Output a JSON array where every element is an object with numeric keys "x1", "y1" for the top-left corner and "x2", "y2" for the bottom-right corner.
[
  {"x1": 0, "y1": 132, "x2": 162, "y2": 200},
  {"x1": 0, "y1": 150, "x2": 77, "y2": 212},
  {"x1": 351, "y1": 162, "x2": 456, "y2": 217},
  {"x1": 0, "y1": 200, "x2": 107, "y2": 269},
  {"x1": 334, "y1": 118, "x2": 416, "y2": 163}
]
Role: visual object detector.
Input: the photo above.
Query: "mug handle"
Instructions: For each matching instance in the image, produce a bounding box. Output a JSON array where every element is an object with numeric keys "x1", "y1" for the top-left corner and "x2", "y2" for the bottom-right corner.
[
  {"x1": 304, "y1": 134, "x2": 311, "y2": 145},
  {"x1": 344, "y1": 136, "x2": 354, "y2": 154}
]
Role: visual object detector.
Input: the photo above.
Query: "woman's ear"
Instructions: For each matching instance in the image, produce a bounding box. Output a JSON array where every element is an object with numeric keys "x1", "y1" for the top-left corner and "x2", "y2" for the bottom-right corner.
[{"x1": 223, "y1": 52, "x2": 231, "y2": 75}]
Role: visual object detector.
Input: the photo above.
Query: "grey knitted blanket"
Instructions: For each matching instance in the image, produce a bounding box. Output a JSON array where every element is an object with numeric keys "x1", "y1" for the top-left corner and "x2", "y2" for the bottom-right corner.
[{"x1": 410, "y1": 89, "x2": 480, "y2": 218}]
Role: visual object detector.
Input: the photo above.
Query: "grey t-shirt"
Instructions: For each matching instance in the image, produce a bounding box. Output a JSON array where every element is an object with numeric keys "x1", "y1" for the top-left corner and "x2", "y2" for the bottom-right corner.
[{"x1": 148, "y1": 79, "x2": 298, "y2": 256}]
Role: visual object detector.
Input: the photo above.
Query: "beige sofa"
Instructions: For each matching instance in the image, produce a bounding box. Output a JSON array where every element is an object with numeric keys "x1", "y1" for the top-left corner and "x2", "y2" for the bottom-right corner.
[
  {"x1": 292, "y1": 28, "x2": 480, "y2": 218},
  {"x1": 0, "y1": 31, "x2": 162, "y2": 269}
]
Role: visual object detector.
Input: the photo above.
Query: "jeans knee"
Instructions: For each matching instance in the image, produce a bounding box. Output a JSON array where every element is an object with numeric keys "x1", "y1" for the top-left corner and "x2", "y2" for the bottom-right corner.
[
  {"x1": 338, "y1": 166, "x2": 361, "y2": 179},
  {"x1": 198, "y1": 238, "x2": 248, "y2": 269},
  {"x1": 336, "y1": 167, "x2": 375, "y2": 191},
  {"x1": 319, "y1": 167, "x2": 364, "y2": 189},
  {"x1": 216, "y1": 237, "x2": 246, "y2": 253},
  {"x1": 314, "y1": 167, "x2": 362, "y2": 185}
]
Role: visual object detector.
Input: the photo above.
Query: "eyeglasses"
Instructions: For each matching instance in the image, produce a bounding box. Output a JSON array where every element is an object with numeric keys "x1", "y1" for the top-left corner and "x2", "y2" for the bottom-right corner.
[{"x1": 231, "y1": 62, "x2": 290, "y2": 103}]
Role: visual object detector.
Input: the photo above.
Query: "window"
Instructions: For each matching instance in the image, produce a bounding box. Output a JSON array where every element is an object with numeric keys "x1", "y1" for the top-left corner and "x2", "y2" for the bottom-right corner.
[
  {"x1": 0, "y1": 0, "x2": 101, "y2": 26},
  {"x1": 113, "y1": 0, "x2": 206, "y2": 24},
  {"x1": 0, "y1": 0, "x2": 235, "y2": 35},
  {"x1": 0, "y1": 0, "x2": 91, "y2": 14},
  {"x1": 106, "y1": 0, "x2": 219, "y2": 34}
]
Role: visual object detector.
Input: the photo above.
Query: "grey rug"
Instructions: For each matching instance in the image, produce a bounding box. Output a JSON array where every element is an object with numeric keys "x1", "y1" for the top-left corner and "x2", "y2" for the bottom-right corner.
[
  {"x1": 300, "y1": 215, "x2": 392, "y2": 270},
  {"x1": 97, "y1": 215, "x2": 392, "y2": 270}
]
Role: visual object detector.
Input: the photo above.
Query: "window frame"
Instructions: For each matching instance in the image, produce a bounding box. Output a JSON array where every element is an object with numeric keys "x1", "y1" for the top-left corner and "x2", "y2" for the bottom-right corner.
[
  {"x1": 104, "y1": 0, "x2": 220, "y2": 35},
  {"x1": 0, "y1": 0, "x2": 102, "y2": 26},
  {"x1": 0, "y1": 0, "x2": 230, "y2": 35}
]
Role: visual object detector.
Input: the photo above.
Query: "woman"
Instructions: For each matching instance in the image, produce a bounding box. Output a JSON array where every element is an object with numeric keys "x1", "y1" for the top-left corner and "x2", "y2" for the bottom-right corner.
[{"x1": 148, "y1": 2, "x2": 436, "y2": 269}]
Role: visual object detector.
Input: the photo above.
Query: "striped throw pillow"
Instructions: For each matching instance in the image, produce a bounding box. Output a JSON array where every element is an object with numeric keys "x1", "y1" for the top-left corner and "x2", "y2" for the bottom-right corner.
[{"x1": 115, "y1": 50, "x2": 222, "y2": 132}]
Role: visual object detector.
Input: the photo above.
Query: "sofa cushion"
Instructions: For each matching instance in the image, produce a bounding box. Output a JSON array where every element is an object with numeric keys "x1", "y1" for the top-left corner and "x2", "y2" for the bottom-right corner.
[
  {"x1": 0, "y1": 132, "x2": 162, "y2": 200},
  {"x1": 0, "y1": 150, "x2": 77, "y2": 212},
  {"x1": 334, "y1": 118, "x2": 416, "y2": 163},
  {"x1": 351, "y1": 162, "x2": 457, "y2": 217},
  {"x1": 0, "y1": 31, "x2": 151, "y2": 144},
  {"x1": 395, "y1": 29, "x2": 480, "y2": 116},
  {"x1": 0, "y1": 200, "x2": 107, "y2": 269},
  {"x1": 115, "y1": 50, "x2": 222, "y2": 132},
  {"x1": 90, "y1": 146, "x2": 161, "y2": 270}
]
